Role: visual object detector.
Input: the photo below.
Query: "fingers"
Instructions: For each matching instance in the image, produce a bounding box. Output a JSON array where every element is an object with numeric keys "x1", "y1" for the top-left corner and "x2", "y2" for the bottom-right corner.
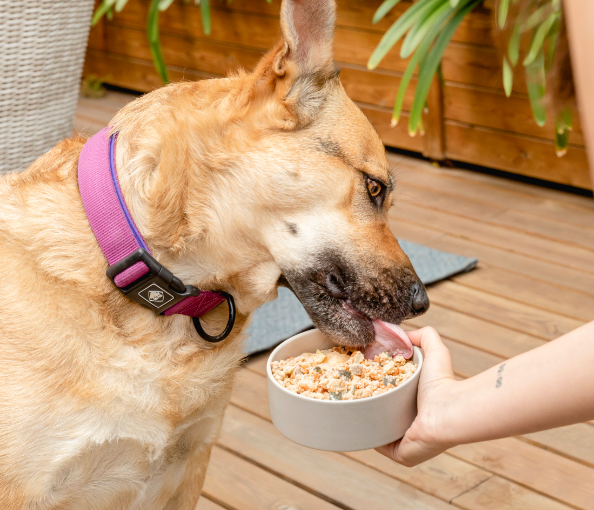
[
  {"x1": 375, "y1": 440, "x2": 400, "y2": 462},
  {"x1": 375, "y1": 435, "x2": 446, "y2": 467},
  {"x1": 374, "y1": 436, "x2": 424, "y2": 467}
]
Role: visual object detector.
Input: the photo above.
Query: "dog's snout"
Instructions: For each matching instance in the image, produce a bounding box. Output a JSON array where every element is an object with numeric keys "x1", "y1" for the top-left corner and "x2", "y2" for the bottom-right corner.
[
  {"x1": 410, "y1": 281, "x2": 429, "y2": 315},
  {"x1": 324, "y1": 268, "x2": 349, "y2": 300}
]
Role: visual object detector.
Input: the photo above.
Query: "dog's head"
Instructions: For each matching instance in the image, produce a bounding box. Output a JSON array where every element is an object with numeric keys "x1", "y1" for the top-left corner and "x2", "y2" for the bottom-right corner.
[
  {"x1": 114, "y1": 0, "x2": 428, "y2": 348},
  {"x1": 247, "y1": 0, "x2": 429, "y2": 347}
]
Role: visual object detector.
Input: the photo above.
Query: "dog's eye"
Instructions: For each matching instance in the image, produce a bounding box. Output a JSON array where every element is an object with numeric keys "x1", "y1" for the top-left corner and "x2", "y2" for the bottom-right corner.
[{"x1": 367, "y1": 179, "x2": 382, "y2": 197}]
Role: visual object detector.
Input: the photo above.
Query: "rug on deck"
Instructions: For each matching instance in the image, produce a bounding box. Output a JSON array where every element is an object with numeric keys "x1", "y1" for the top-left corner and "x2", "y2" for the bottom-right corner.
[{"x1": 243, "y1": 239, "x2": 478, "y2": 355}]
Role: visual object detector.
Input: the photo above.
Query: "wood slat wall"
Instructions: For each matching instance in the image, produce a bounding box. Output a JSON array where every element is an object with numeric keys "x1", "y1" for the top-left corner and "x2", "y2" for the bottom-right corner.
[{"x1": 84, "y1": 0, "x2": 592, "y2": 190}]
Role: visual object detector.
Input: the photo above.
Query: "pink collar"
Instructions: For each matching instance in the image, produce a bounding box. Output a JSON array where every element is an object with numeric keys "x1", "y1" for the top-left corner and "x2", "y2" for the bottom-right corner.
[{"x1": 77, "y1": 127, "x2": 235, "y2": 342}]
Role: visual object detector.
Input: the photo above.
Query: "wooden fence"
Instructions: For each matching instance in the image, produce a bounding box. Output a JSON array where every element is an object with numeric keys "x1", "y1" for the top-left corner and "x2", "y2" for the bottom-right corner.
[{"x1": 84, "y1": 0, "x2": 592, "y2": 190}]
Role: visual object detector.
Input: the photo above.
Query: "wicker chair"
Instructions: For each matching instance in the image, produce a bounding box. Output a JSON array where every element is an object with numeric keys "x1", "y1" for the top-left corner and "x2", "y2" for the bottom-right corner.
[{"x1": 0, "y1": 1, "x2": 94, "y2": 174}]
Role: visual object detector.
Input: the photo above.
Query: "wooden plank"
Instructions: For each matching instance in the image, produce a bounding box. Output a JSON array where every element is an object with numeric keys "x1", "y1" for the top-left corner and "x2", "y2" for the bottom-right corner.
[
  {"x1": 451, "y1": 266, "x2": 594, "y2": 324},
  {"x1": 343, "y1": 448, "x2": 491, "y2": 503},
  {"x1": 389, "y1": 154, "x2": 594, "y2": 226},
  {"x1": 396, "y1": 180, "x2": 594, "y2": 253},
  {"x1": 394, "y1": 201, "x2": 594, "y2": 276},
  {"x1": 391, "y1": 218, "x2": 594, "y2": 298},
  {"x1": 108, "y1": 0, "x2": 516, "y2": 88},
  {"x1": 522, "y1": 424, "x2": 594, "y2": 469},
  {"x1": 427, "y1": 281, "x2": 584, "y2": 341},
  {"x1": 485, "y1": 208, "x2": 594, "y2": 252},
  {"x1": 406, "y1": 302, "x2": 547, "y2": 359},
  {"x1": 449, "y1": 438, "x2": 594, "y2": 510},
  {"x1": 211, "y1": 0, "x2": 494, "y2": 47},
  {"x1": 195, "y1": 497, "x2": 227, "y2": 510},
  {"x1": 339, "y1": 64, "x2": 416, "y2": 111},
  {"x1": 203, "y1": 446, "x2": 342, "y2": 510},
  {"x1": 230, "y1": 368, "x2": 270, "y2": 420},
  {"x1": 442, "y1": 44, "x2": 528, "y2": 94},
  {"x1": 452, "y1": 475, "x2": 574, "y2": 510},
  {"x1": 444, "y1": 83, "x2": 585, "y2": 146},
  {"x1": 423, "y1": 75, "x2": 446, "y2": 160},
  {"x1": 104, "y1": 24, "x2": 265, "y2": 77},
  {"x1": 84, "y1": 50, "x2": 216, "y2": 93},
  {"x1": 444, "y1": 122, "x2": 592, "y2": 190},
  {"x1": 362, "y1": 106, "x2": 423, "y2": 152},
  {"x1": 219, "y1": 405, "x2": 456, "y2": 510},
  {"x1": 103, "y1": 24, "x2": 420, "y2": 115},
  {"x1": 442, "y1": 338, "x2": 505, "y2": 378}
]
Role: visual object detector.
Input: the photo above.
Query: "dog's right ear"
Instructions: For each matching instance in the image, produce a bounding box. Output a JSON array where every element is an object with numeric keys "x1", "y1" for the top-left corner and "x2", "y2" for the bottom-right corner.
[{"x1": 254, "y1": 0, "x2": 337, "y2": 127}]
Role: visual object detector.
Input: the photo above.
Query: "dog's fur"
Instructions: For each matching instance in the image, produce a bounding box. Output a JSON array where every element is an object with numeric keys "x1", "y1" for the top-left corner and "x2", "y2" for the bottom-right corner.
[{"x1": 0, "y1": 0, "x2": 427, "y2": 508}]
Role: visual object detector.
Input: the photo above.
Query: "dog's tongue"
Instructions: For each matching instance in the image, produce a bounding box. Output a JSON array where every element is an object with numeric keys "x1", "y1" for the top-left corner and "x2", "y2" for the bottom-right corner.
[{"x1": 363, "y1": 320, "x2": 414, "y2": 360}]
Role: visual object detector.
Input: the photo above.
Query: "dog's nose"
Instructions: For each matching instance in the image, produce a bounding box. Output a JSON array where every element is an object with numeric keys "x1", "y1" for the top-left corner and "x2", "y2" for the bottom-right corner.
[
  {"x1": 410, "y1": 281, "x2": 429, "y2": 315},
  {"x1": 325, "y1": 268, "x2": 349, "y2": 299}
]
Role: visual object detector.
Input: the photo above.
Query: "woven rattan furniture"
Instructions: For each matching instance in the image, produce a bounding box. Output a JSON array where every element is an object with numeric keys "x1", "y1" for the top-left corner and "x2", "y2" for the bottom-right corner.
[{"x1": 0, "y1": 1, "x2": 94, "y2": 174}]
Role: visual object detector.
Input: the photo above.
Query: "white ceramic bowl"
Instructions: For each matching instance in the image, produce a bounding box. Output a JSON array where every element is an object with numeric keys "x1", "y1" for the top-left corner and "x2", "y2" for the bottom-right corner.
[{"x1": 267, "y1": 328, "x2": 423, "y2": 452}]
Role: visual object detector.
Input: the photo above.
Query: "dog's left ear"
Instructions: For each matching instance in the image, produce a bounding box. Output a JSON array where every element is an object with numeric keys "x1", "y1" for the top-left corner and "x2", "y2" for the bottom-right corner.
[
  {"x1": 277, "y1": 0, "x2": 336, "y2": 75},
  {"x1": 266, "y1": 0, "x2": 337, "y2": 126}
]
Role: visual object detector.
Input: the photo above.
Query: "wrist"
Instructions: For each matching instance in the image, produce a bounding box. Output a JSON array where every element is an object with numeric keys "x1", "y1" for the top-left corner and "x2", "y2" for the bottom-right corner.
[{"x1": 415, "y1": 378, "x2": 463, "y2": 452}]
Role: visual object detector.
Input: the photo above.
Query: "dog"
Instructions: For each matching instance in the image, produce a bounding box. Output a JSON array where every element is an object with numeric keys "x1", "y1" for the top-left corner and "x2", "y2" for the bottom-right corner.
[{"x1": 0, "y1": 0, "x2": 428, "y2": 507}]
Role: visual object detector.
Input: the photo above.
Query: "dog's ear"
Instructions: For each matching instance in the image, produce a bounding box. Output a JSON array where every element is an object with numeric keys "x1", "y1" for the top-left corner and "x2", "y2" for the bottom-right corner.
[
  {"x1": 276, "y1": 0, "x2": 336, "y2": 76},
  {"x1": 261, "y1": 0, "x2": 337, "y2": 127}
]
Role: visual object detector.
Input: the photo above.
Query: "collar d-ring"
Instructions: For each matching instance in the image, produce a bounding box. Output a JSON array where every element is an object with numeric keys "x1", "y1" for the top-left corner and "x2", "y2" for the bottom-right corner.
[{"x1": 192, "y1": 292, "x2": 236, "y2": 343}]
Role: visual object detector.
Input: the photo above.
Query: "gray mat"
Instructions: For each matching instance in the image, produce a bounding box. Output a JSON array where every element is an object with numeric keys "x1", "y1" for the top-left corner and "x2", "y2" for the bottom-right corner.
[{"x1": 244, "y1": 239, "x2": 477, "y2": 355}]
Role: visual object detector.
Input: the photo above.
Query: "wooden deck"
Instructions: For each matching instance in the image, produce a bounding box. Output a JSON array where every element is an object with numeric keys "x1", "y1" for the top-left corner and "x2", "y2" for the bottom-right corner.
[{"x1": 76, "y1": 91, "x2": 594, "y2": 510}]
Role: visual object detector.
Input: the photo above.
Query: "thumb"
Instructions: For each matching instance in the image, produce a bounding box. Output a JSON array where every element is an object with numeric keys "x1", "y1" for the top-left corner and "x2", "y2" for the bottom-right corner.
[{"x1": 407, "y1": 327, "x2": 454, "y2": 381}]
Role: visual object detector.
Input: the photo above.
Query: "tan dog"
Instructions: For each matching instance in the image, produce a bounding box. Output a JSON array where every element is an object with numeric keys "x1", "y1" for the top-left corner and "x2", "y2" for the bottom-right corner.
[{"x1": 0, "y1": 0, "x2": 428, "y2": 508}]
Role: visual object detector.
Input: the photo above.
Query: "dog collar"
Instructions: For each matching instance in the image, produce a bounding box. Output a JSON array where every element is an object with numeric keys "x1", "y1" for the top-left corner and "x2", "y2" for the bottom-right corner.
[{"x1": 77, "y1": 127, "x2": 235, "y2": 343}]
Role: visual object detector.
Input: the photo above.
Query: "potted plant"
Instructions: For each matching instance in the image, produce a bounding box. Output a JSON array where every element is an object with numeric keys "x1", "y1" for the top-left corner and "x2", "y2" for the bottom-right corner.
[{"x1": 0, "y1": 1, "x2": 96, "y2": 174}]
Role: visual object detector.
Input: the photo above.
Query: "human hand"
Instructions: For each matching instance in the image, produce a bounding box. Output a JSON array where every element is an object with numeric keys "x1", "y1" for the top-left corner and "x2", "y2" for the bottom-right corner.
[{"x1": 375, "y1": 327, "x2": 458, "y2": 466}]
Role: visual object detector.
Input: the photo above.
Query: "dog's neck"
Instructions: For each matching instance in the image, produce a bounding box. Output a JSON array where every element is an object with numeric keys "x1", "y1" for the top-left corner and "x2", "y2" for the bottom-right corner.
[{"x1": 106, "y1": 80, "x2": 284, "y2": 315}]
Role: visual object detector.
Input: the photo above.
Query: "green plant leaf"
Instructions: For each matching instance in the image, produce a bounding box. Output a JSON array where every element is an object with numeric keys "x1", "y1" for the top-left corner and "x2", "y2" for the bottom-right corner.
[
  {"x1": 523, "y1": 12, "x2": 558, "y2": 66},
  {"x1": 368, "y1": 0, "x2": 443, "y2": 70},
  {"x1": 521, "y1": 3, "x2": 558, "y2": 32},
  {"x1": 92, "y1": 0, "x2": 117, "y2": 25},
  {"x1": 147, "y1": 0, "x2": 169, "y2": 83},
  {"x1": 507, "y1": 19, "x2": 521, "y2": 65},
  {"x1": 200, "y1": 0, "x2": 211, "y2": 35},
  {"x1": 449, "y1": 0, "x2": 460, "y2": 7},
  {"x1": 158, "y1": 0, "x2": 176, "y2": 11},
  {"x1": 503, "y1": 57, "x2": 513, "y2": 96},
  {"x1": 525, "y1": 50, "x2": 546, "y2": 127},
  {"x1": 498, "y1": 0, "x2": 509, "y2": 28},
  {"x1": 555, "y1": 128, "x2": 569, "y2": 157},
  {"x1": 115, "y1": 0, "x2": 129, "y2": 13},
  {"x1": 408, "y1": 0, "x2": 481, "y2": 134},
  {"x1": 392, "y1": 3, "x2": 454, "y2": 124},
  {"x1": 373, "y1": 0, "x2": 402, "y2": 25},
  {"x1": 400, "y1": 1, "x2": 451, "y2": 58},
  {"x1": 544, "y1": 17, "x2": 560, "y2": 70}
]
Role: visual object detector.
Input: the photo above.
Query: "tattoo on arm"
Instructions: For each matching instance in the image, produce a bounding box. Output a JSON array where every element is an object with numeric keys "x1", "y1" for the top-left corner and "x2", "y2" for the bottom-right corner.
[{"x1": 496, "y1": 363, "x2": 506, "y2": 388}]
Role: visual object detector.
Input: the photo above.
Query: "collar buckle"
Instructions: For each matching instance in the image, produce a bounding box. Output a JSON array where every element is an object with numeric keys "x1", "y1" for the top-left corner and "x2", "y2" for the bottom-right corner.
[{"x1": 106, "y1": 248, "x2": 200, "y2": 314}]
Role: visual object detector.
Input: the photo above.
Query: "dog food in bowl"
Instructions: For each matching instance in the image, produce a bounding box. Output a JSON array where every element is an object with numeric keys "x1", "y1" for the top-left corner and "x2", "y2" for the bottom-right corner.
[{"x1": 270, "y1": 347, "x2": 417, "y2": 400}]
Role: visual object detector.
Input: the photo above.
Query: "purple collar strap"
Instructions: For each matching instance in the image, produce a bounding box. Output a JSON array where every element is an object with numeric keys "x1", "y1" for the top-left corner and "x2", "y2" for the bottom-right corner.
[{"x1": 78, "y1": 127, "x2": 234, "y2": 343}]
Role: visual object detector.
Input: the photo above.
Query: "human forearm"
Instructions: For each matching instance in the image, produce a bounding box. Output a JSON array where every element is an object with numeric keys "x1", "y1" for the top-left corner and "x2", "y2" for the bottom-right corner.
[{"x1": 439, "y1": 321, "x2": 594, "y2": 447}]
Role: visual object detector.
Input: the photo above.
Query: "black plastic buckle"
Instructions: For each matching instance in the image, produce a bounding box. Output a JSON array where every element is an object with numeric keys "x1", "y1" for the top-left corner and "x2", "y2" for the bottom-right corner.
[
  {"x1": 106, "y1": 249, "x2": 236, "y2": 343},
  {"x1": 106, "y1": 248, "x2": 199, "y2": 312}
]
